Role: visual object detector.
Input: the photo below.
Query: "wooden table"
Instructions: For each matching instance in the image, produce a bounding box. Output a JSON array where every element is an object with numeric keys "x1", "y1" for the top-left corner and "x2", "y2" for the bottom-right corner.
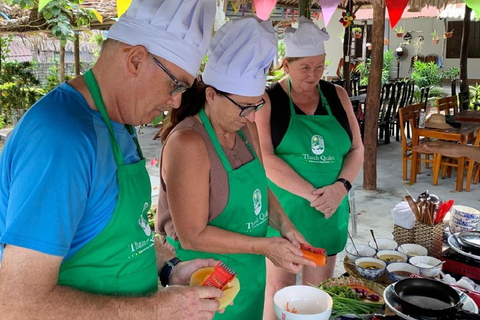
[
  {"x1": 410, "y1": 122, "x2": 480, "y2": 191},
  {"x1": 456, "y1": 110, "x2": 480, "y2": 122}
]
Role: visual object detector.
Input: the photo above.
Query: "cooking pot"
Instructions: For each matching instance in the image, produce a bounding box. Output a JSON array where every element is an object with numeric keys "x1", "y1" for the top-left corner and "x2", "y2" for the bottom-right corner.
[{"x1": 392, "y1": 278, "x2": 480, "y2": 319}]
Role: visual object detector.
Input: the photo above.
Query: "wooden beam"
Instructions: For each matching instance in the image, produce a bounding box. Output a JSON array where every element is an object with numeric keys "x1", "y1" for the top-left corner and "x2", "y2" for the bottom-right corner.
[
  {"x1": 299, "y1": 0, "x2": 310, "y2": 18},
  {"x1": 459, "y1": 4, "x2": 471, "y2": 102},
  {"x1": 59, "y1": 41, "x2": 65, "y2": 83},
  {"x1": 74, "y1": 33, "x2": 80, "y2": 76},
  {"x1": 363, "y1": 2, "x2": 385, "y2": 190}
]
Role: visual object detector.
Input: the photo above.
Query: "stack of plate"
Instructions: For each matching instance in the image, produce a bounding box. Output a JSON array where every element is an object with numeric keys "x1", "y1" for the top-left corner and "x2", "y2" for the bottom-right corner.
[
  {"x1": 449, "y1": 205, "x2": 480, "y2": 234},
  {"x1": 448, "y1": 232, "x2": 480, "y2": 261}
]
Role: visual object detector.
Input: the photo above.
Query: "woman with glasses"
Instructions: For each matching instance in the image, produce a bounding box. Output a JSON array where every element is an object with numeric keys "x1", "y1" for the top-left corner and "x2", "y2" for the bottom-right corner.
[
  {"x1": 255, "y1": 17, "x2": 364, "y2": 320},
  {"x1": 156, "y1": 17, "x2": 315, "y2": 319}
]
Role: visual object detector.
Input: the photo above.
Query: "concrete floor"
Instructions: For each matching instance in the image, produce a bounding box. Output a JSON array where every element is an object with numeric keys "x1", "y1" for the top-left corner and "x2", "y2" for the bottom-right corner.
[{"x1": 138, "y1": 125, "x2": 480, "y2": 276}]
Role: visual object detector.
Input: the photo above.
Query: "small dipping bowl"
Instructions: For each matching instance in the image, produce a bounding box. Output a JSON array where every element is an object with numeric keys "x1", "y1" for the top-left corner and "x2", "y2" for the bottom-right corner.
[
  {"x1": 355, "y1": 257, "x2": 386, "y2": 281},
  {"x1": 376, "y1": 250, "x2": 408, "y2": 265},
  {"x1": 409, "y1": 256, "x2": 443, "y2": 278},
  {"x1": 368, "y1": 238, "x2": 398, "y2": 251},
  {"x1": 345, "y1": 244, "x2": 376, "y2": 262},
  {"x1": 386, "y1": 262, "x2": 420, "y2": 282}
]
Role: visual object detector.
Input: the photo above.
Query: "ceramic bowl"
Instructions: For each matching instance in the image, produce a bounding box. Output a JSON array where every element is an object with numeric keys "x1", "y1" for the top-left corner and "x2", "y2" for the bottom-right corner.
[
  {"x1": 345, "y1": 244, "x2": 376, "y2": 262},
  {"x1": 409, "y1": 256, "x2": 443, "y2": 278},
  {"x1": 368, "y1": 238, "x2": 398, "y2": 251},
  {"x1": 397, "y1": 243, "x2": 428, "y2": 258},
  {"x1": 376, "y1": 250, "x2": 408, "y2": 265},
  {"x1": 386, "y1": 262, "x2": 420, "y2": 282},
  {"x1": 452, "y1": 205, "x2": 480, "y2": 221},
  {"x1": 449, "y1": 220, "x2": 477, "y2": 234},
  {"x1": 355, "y1": 257, "x2": 386, "y2": 281},
  {"x1": 273, "y1": 285, "x2": 333, "y2": 320}
]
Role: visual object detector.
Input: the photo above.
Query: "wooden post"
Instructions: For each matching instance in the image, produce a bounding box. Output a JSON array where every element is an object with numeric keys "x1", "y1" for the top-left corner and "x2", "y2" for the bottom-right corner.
[
  {"x1": 299, "y1": 0, "x2": 310, "y2": 18},
  {"x1": 74, "y1": 33, "x2": 80, "y2": 76},
  {"x1": 362, "y1": 2, "x2": 385, "y2": 190},
  {"x1": 343, "y1": 0, "x2": 353, "y2": 96},
  {"x1": 59, "y1": 41, "x2": 65, "y2": 83},
  {"x1": 459, "y1": 5, "x2": 471, "y2": 104}
]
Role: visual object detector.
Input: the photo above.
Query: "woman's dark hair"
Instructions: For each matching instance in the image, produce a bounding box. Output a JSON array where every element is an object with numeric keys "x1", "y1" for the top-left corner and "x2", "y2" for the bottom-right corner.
[{"x1": 160, "y1": 77, "x2": 227, "y2": 142}]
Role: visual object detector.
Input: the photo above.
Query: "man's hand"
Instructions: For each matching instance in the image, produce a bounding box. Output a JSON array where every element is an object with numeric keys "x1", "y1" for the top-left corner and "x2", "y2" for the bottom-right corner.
[{"x1": 169, "y1": 258, "x2": 219, "y2": 286}]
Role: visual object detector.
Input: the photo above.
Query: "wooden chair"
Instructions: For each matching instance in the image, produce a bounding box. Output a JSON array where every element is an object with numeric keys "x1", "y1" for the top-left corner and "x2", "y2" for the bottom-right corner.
[
  {"x1": 399, "y1": 103, "x2": 435, "y2": 181},
  {"x1": 436, "y1": 96, "x2": 458, "y2": 116}
]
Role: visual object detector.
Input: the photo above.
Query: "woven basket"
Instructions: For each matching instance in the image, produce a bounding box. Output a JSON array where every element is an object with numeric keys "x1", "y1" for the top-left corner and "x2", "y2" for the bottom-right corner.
[
  {"x1": 393, "y1": 224, "x2": 414, "y2": 245},
  {"x1": 414, "y1": 221, "x2": 443, "y2": 258}
]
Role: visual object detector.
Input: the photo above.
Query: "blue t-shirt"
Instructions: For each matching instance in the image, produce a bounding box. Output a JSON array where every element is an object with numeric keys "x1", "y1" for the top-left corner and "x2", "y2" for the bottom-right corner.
[{"x1": 0, "y1": 82, "x2": 141, "y2": 262}]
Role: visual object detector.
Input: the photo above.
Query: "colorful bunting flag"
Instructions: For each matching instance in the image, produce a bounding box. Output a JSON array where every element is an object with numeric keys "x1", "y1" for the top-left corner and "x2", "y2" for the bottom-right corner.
[
  {"x1": 116, "y1": 0, "x2": 132, "y2": 18},
  {"x1": 254, "y1": 0, "x2": 276, "y2": 21},
  {"x1": 385, "y1": 0, "x2": 408, "y2": 29},
  {"x1": 318, "y1": 0, "x2": 342, "y2": 27},
  {"x1": 464, "y1": 0, "x2": 480, "y2": 21}
]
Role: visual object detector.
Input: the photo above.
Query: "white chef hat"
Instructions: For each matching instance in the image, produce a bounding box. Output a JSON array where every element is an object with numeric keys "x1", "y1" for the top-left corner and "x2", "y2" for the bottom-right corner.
[
  {"x1": 202, "y1": 17, "x2": 276, "y2": 97},
  {"x1": 284, "y1": 16, "x2": 330, "y2": 58},
  {"x1": 107, "y1": 0, "x2": 216, "y2": 77}
]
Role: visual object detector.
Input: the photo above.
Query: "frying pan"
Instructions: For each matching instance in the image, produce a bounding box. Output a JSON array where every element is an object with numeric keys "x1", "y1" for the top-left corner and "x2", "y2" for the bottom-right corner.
[{"x1": 392, "y1": 278, "x2": 480, "y2": 319}]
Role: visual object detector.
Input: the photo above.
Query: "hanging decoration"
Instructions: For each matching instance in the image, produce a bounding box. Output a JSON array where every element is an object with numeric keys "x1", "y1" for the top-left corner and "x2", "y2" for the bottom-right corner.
[
  {"x1": 230, "y1": 2, "x2": 239, "y2": 14},
  {"x1": 464, "y1": 0, "x2": 480, "y2": 21},
  {"x1": 385, "y1": 0, "x2": 409, "y2": 29},
  {"x1": 116, "y1": 0, "x2": 132, "y2": 18},
  {"x1": 318, "y1": 0, "x2": 342, "y2": 27},
  {"x1": 339, "y1": 10, "x2": 355, "y2": 28}
]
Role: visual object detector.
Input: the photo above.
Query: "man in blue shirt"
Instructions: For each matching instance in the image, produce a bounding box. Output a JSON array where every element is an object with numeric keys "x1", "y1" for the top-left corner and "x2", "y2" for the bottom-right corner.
[{"x1": 0, "y1": 0, "x2": 223, "y2": 319}]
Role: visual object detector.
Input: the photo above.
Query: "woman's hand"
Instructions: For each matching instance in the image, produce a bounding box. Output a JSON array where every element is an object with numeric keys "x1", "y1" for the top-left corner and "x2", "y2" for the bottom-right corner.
[
  {"x1": 310, "y1": 183, "x2": 347, "y2": 219},
  {"x1": 264, "y1": 237, "x2": 317, "y2": 273}
]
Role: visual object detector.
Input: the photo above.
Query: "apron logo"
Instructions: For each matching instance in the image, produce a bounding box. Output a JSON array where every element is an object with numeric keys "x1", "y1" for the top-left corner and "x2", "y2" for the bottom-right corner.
[
  {"x1": 138, "y1": 215, "x2": 152, "y2": 237},
  {"x1": 311, "y1": 135, "x2": 325, "y2": 155},
  {"x1": 253, "y1": 189, "x2": 262, "y2": 216}
]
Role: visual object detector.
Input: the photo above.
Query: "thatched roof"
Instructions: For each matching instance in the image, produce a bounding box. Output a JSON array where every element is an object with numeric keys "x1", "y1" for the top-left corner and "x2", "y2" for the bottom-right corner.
[{"x1": 0, "y1": 0, "x2": 117, "y2": 35}]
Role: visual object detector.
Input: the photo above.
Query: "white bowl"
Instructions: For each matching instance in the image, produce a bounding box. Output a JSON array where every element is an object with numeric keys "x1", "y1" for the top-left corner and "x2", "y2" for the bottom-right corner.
[
  {"x1": 452, "y1": 206, "x2": 480, "y2": 221},
  {"x1": 397, "y1": 243, "x2": 428, "y2": 258},
  {"x1": 376, "y1": 250, "x2": 408, "y2": 264},
  {"x1": 409, "y1": 256, "x2": 443, "y2": 277},
  {"x1": 273, "y1": 285, "x2": 333, "y2": 320},
  {"x1": 386, "y1": 262, "x2": 420, "y2": 282},
  {"x1": 355, "y1": 257, "x2": 386, "y2": 281},
  {"x1": 368, "y1": 238, "x2": 398, "y2": 251},
  {"x1": 345, "y1": 244, "x2": 376, "y2": 262}
]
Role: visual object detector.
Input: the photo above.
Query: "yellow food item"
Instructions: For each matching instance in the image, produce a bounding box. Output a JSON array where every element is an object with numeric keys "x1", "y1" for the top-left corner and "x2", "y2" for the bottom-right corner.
[{"x1": 190, "y1": 267, "x2": 240, "y2": 310}]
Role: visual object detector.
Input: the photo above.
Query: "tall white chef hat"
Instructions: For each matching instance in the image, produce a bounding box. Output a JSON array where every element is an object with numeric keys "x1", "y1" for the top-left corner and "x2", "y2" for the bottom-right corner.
[
  {"x1": 107, "y1": 0, "x2": 216, "y2": 77},
  {"x1": 284, "y1": 16, "x2": 330, "y2": 58},
  {"x1": 202, "y1": 17, "x2": 276, "y2": 97}
]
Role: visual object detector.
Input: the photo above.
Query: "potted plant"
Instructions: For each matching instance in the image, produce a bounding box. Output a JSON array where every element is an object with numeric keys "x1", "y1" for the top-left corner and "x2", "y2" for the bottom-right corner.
[
  {"x1": 444, "y1": 29, "x2": 454, "y2": 38},
  {"x1": 431, "y1": 31, "x2": 439, "y2": 44},
  {"x1": 395, "y1": 26, "x2": 405, "y2": 38},
  {"x1": 353, "y1": 27, "x2": 363, "y2": 39}
]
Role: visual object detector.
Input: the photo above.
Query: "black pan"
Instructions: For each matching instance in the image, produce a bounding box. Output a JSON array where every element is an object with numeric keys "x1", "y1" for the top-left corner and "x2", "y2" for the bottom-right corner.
[{"x1": 392, "y1": 278, "x2": 480, "y2": 319}]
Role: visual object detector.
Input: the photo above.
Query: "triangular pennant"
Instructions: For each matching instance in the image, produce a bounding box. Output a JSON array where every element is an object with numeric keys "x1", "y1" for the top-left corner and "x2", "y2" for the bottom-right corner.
[
  {"x1": 464, "y1": 0, "x2": 480, "y2": 21},
  {"x1": 116, "y1": 0, "x2": 133, "y2": 18},
  {"x1": 318, "y1": 0, "x2": 342, "y2": 27},
  {"x1": 254, "y1": 0, "x2": 277, "y2": 20},
  {"x1": 385, "y1": 0, "x2": 408, "y2": 29}
]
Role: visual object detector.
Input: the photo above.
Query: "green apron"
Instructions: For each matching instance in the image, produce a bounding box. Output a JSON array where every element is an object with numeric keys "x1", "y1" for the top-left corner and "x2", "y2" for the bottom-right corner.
[
  {"x1": 58, "y1": 69, "x2": 158, "y2": 296},
  {"x1": 267, "y1": 79, "x2": 352, "y2": 254},
  {"x1": 167, "y1": 107, "x2": 269, "y2": 319}
]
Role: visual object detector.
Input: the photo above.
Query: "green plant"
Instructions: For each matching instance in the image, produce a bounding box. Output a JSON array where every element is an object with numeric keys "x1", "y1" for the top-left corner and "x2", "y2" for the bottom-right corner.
[
  {"x1": 0, "y1": 61, "x2": 45, "y2": 124},
  {"x1": 411, "y1": 60, "x2": 444, "y2": 88},
  {"x1": 395, "y1": 26, "x2": 405, "y2": 34},
  {"x1": 355, "y1": 49, "x2": 394, "y2": 86}
]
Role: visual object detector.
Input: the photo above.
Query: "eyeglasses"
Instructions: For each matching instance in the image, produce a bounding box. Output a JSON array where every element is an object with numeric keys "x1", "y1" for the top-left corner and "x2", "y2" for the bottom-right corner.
[
  {"x1": 223, "y1": 95, "x2": 266, "y2": 117},
  {"x1": 149, "y1": 55, "x2": 188, "y2": 96}
]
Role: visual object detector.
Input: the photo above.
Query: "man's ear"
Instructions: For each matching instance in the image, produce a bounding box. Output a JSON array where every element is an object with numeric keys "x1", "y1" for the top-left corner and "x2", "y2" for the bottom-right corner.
[{"x1": 125, "y1": 46, "x2": 149, "y2": 78}]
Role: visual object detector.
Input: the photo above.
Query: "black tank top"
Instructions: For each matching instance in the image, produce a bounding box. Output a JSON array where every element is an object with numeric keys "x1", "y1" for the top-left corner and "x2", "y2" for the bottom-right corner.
[{"x1": 267, "y1": 80, "x2": 353, "y2": 149}]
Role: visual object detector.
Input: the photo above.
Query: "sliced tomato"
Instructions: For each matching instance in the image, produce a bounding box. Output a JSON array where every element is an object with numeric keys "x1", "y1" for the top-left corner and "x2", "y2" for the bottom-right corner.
[{"x1": 300, "y1": 243, "x2": 327, "y2": 266}]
